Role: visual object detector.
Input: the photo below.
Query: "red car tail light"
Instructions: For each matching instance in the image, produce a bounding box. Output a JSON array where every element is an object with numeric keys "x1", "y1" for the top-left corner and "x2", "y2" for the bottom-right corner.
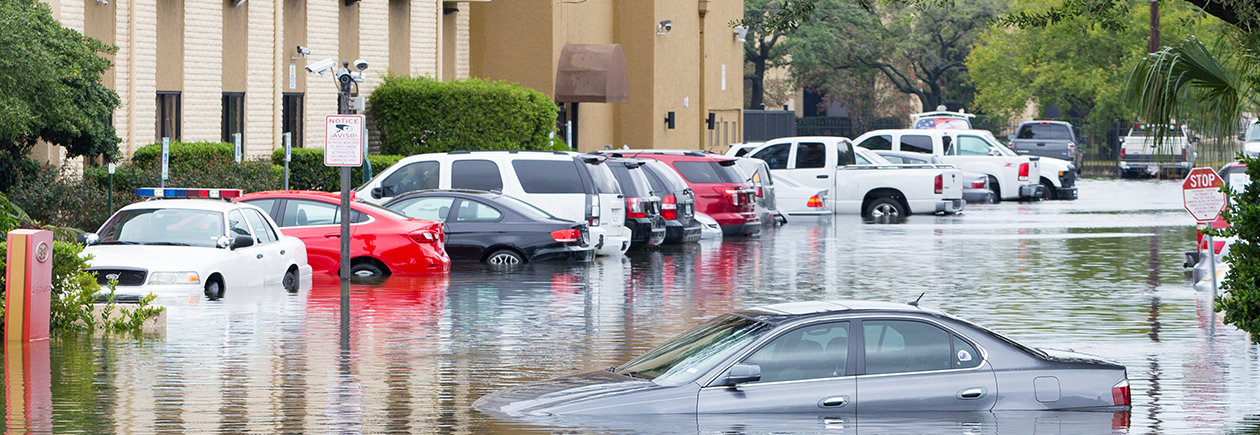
[
  {"x1": 1018, "y1": 162, "x2": 1030, "y2": 181},
  {"x1": 1182, "y1": 148, "x2": 1188, "y2": 160},
  {"x1": 1112, "y1": 379, "x2": 1131, "y2": 406},
  {"x1": 661, "y1": 194, "x2": 677, "y2": 220},
  {"x1": 587, "y1": 194, "x2": 600, "y2": 226},
  {"x1": 551, "y1": 229, "x2": 582, "y2": 243},
  {"x1": 934, "y1": 174, "x2": 943, "y2": 194},
  {"x1": 626, "y1": 197, "x2": 647, "y2": 218},
  {"x1": 409, "y1": 230, "x2": 440, "y2": 244},
  {"x1": 971, "y1": 177, "x2": 987, "y2": 189},
  {"x1": 1120, "y1": 148, "x2": 1126, "y2": 159},
  {"x1": 807, "y1": 195, "x2": 824, "y2": 208},
  {"x1": 714, "y1": 188, "x2": 741, "y2": 206}
]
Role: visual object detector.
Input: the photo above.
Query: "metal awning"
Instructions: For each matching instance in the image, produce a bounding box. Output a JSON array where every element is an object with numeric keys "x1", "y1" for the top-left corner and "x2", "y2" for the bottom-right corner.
[{"x1": 554, "y1": 44, "x2": 629, "y2": 104}]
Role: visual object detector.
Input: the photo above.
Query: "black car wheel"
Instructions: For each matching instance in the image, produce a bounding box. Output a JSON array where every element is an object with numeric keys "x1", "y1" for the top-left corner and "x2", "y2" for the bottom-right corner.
[
  {"x1": 486, "y1": 249, "x2": 524, "y2": 266},
  {"x1": 204, "y1": 279, "x2": 223, "y2": 299},
  {"x1": 350, "y1": 263, "x2": 386, "y2": 278},
  {"x1": 989, "y1": 178, "x2": 1002, "y2": 204},
  {"x1": 864, "y1": 197, "x2": 905, "y2": 221},
  {"x1": 282, "y1": 267, "x2": 299, "y2": 292},
  {"x1": 1041, "y1": 179, "x2": 1055, "y2": 200}
]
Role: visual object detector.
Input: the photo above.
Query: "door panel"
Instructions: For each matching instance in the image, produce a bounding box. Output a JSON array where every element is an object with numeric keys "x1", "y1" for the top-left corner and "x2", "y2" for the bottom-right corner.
[
  {"x1": 698, "y1": 377, "x2": 856, "y2": 414},
  {"x1": 856, "y1": 319, "x2": 997, "y2": 412}
]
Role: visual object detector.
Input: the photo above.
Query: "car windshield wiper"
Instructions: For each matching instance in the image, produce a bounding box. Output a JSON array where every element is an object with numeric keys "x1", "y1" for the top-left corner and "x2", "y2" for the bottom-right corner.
[
  {"x1": 143, "y1": 242, "x2": 191, "y2": 246},
  {"x1": 97, "y1": 241, "x2": 139, "y2": 245}
]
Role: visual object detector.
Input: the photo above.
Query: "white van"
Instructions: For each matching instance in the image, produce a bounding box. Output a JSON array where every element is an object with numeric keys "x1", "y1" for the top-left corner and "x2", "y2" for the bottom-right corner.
[{"x1": 357, "y1": 151, "x2": 631, "y2": 256}]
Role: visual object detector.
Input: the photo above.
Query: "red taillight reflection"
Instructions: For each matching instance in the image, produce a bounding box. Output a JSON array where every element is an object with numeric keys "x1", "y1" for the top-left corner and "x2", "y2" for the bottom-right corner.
[
  {"x1": 1112, "y1": 379, "x2": 1131, "y2": 406},
  {"x1": 551, "y1": 229, "x2": 581, "y2": 243},
  {"x1": 1018, "y1": 162, "x2": 1030, "y2": 181},
  {"x1": 661, "y1": 194, "x2": 677, "y2": 220},
  {"x1": 807, "y1": 195, "x2": 823, "y2": 208},
  {"x1": 934, "y1": 174, "x2": 943, "y2": 194}
]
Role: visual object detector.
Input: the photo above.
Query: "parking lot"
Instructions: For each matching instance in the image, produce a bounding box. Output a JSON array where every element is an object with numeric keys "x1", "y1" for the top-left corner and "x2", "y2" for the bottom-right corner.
[{"x1": 20, "y1": 178, "x2": 1260, "y2": 434}]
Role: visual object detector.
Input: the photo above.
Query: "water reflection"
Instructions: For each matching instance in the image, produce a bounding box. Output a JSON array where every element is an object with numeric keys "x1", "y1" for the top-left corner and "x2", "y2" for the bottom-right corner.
[{"x1": 13, "y1": 179, "x2": 1260, "y2": 434}]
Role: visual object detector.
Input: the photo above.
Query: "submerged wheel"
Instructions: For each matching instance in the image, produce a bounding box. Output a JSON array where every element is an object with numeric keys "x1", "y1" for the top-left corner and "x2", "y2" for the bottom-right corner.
[
  {"x1": 989, "y1": 178, "x2": 1002, "y2": 204},
  {"x1": 864, "y1": 197, "x2": 905, "y2": 221},
  {"x1": 282, "y1": 267, "x2": 299, "y2": 291},
  {"x1": 486, "y1": 249, "x2": 524, "y2": 266},
  {"x1": 350, "y1": 263, "x2": 386, "y2": 278},
  {"x1": 1041, "y1": 179, "x2": 1055, "y2": 200},
  {"x1": 204, "y1": 279, "x2": 223, "y2": 299}
]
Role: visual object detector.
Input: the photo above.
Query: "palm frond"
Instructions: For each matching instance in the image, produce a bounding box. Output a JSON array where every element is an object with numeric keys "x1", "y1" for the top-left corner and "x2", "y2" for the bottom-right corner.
[{"x1": 1126, "y1": 36, "x2": 1252, "y2": 145}]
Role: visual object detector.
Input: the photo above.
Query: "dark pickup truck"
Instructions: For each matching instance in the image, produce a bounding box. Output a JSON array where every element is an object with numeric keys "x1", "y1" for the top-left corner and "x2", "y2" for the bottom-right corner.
[{"x1": 1009, "y1": 121, "x2": 1082, "y2": 166}]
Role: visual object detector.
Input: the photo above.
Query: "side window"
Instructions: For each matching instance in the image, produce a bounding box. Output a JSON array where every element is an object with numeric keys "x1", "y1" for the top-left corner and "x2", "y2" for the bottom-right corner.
[
  {"x1": 881, "y1": 155, "x2": 904, "y2": 164},
  {"x1": 955, "y1": 136, "x2": 991, "y2": 156},
  {"x1": 795, "y1": 143, "x2": 827, "y2": 169},
  {"x1": 513, "y1": 160, "x2": 585, "y2": 194},
  {"x1": 390, "y1": 196, "x2": 456, "y2": 221},
  {"x1": 854, "y1": 153, "x2": 872, "y2": 165},
  {"x1": 281, "y1": 199, "x2": 340, "y2": 227},
  {"x1": 942, "y1": 136, "x2": 954, "y2": 155},
  {"x1": 900, "y1": 135, "x2": 934, "y2": 154},
  {"x1": 242, "y1": 199, "x2": 276, "y2": 216},
  {"x1": 456, "y1": 199, "x2": 503, "y2": 222},
  {"x1": 863, "y1": 320, "x2": 952, "y2": 375},
  {"x1": 742, "y1": 322, "x2": 849, "y2": 383},
  {"x1": 243, "y1": 209, "x2": 278, "y2": 244},
  {"x1": 837, "y1": 144, "x2": 856, "y2": 166},
  {"x1": 750, "y1": 143, "x2": 791, "y2": 170},
  {"x1": 952, "y1": 335, "x2": 981, "y2": 369},
  {"x1": 451, "y1": 160, "x2": 504, "y2": 191},
  {"x1": 856, "y1": 135, "x2": 893, "y2": 151},
  {"x1": 227, "y1": 210, "x2": 253, "y2": 237},
  {"x1": 380, "y1": 161, "x2": 440, "y2": 197}
]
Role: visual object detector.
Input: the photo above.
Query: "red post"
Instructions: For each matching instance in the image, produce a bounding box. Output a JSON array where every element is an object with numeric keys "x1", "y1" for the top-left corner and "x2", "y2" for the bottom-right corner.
[{"x1": 5, "y1": 229, "x2": 53, "y2": 342}]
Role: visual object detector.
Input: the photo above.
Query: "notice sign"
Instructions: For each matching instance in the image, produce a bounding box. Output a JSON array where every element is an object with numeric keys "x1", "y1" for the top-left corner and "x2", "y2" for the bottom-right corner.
[
  {"x1": 325, "y1": 115, "x2": 365, "y2": 167},
  {"x1": 1183, "y1": 167, "x2": 1227, "y2": 222}
]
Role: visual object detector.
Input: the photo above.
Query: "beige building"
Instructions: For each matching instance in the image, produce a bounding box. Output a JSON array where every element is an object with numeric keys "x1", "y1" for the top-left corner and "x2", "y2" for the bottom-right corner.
[{"x1": 37, "y1": 0, "x2": 741, "y2": 164}]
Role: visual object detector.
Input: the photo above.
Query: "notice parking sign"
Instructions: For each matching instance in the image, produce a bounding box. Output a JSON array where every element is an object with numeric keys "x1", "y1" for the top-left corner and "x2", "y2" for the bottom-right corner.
[{"x1": 325, "y1": 115, "x2": 365, "y2": 167}]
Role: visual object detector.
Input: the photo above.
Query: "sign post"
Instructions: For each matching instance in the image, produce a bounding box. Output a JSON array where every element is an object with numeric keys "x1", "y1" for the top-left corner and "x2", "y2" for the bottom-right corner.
[
  {"x1": 1183, "y1": 167, "x2": 1228, "y2": 297},
  {"x1": 325, "y1": 114, "x2": 365, "y2": 285},
  {"x1": 160, "y1": 137, "x2": 170, "y2": 189},
  {"x1": 283, "y1": 132, "x2": 292, "y2": 190}
]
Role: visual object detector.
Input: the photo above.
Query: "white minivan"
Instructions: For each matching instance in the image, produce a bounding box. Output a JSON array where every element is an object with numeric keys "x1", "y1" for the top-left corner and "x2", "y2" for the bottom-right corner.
[{"x1": 357, "y1": 151, "x2": 631, "y2": 256}]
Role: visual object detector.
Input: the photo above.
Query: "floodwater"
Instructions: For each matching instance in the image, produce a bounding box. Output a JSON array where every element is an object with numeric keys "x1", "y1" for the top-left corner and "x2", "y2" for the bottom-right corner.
[{"x1": 5, "y1": 178, "x2": 1260, "y2": 434}]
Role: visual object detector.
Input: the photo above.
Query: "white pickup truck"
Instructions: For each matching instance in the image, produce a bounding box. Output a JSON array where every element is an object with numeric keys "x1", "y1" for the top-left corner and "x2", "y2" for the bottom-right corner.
[
  {"x1": 1118, "y1": 124, "x2": 1196, "y2": 178},
  {"x1": 744, "y1": 137, "x2": 964, "y2": 219},
  {"x1": 852, "y1": 129, "x2": 1044, "y2": 202}
]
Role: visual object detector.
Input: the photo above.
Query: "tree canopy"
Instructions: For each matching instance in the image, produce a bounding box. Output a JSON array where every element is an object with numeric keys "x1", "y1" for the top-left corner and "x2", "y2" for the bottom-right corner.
[
  {"x1": 742, "y1": 0, "x2": 798, "y2": 110},
  {"x1": 0, "y1": 0, "x2": 121, "y2": 190}
]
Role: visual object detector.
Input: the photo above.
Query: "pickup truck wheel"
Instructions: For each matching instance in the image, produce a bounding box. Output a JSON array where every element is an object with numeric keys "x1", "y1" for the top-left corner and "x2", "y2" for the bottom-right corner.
[
  {"x1": 865, "y1": 197, "x2": 905, "y2": 221},
  {"x1": 1040, "y1": 179, "x2": 1055, "y2": 200}
]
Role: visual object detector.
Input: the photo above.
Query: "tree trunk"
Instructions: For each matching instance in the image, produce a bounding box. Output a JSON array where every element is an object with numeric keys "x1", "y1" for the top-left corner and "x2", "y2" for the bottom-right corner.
[{"x1": 749, "y1": 59, "x2": 767, "y2": 110}]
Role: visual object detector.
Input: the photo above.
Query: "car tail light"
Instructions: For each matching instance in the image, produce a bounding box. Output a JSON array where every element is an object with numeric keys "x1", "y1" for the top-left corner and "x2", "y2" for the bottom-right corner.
[
  {"x1": 587, "y1": 194, "x2": 600, "y2": 226},
  {"x1": 807, "y1": 194, "x2": 824, "y2": 208},
  {"x1": 1182, "y1": 148, "x2": 1188, "y2": 160},
  {"x1": 971, "y1": 177, "x2": 987, "y2": 189},
  {"x1": 1018, "y1": 162, "x2": 1030, "y2": 181},
  {"x1": 715, "y1": 188, "x2": 741, "y2": 206},
  {"x1": 1112, "y1": 379, "x2": 1131, "y2": 406},
  {"x1": 551, "y1": 229, "x2": 582, "y2": 243},
  {"x1": 409, "y1": 230, "x2": 440, "y2": 244},
  {"x1": 934, "y1": 174, "x2": 943, "y2": 194},
  {"x1": 1068, "y1": 143, "x2": 1076, "y2": 156},
  {"x1": 661, "y1": 194, "x2": 677, "y2": 220},
  {"x1": 1120, "y1": 148, "x2": 1126, "y2": 159},
  {"x1": 626, "y1": 197, "x2": 647, "y2": 218},
  {"x1": 754, "y1": 186, "x2": 763, "y2": 197}
]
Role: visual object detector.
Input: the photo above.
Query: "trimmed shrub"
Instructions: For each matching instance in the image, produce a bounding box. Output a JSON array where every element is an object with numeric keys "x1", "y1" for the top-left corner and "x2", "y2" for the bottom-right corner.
[
  {"x1": 131, "y1": 141, "x2": 234, "y2": 166},
  {"x1": 371, "y1": 75, "x2": 558, "y2": 155},
  {"x1": 271, "y1": 148, "x2": 404, "y2": 191}
]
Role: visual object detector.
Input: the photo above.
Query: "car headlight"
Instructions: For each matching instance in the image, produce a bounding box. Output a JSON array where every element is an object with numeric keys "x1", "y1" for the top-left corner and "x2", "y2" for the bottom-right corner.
[{"x1": 147, "y1": 271, "x2": 201, "y2": 285}]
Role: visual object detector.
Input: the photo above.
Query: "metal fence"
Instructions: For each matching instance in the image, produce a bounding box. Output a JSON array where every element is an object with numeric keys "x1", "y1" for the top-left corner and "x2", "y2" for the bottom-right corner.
[
  {"x1": 792, "y1": 117, "x2": 1244, "y2": 176},
  {"x1": 744, "y1": 110, "x2": 797, "y2": 142}
]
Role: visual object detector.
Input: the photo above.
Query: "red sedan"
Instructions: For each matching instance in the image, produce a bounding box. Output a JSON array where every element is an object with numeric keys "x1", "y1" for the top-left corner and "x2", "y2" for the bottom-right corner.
[{"x1": 239, "y1": 190, "x2": 450, "y2": 277}]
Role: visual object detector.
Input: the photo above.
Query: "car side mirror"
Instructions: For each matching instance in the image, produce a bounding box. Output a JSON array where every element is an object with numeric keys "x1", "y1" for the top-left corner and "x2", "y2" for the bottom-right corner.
[
  {"x1": 718, "y1": 363, "x2": 761, "y2": 387},
  {"x1": 371, "y1": 187, "x2": 383, "y2": 199},
  {"x1": 77, "y1": 232, "x2": 100, "y2": 246},
  {"x1": 217, "y1": 236, "x2": 231, "y2": 249},
  {"x1": 230, "y1": 235, "x2": 255, "y2": 250}
]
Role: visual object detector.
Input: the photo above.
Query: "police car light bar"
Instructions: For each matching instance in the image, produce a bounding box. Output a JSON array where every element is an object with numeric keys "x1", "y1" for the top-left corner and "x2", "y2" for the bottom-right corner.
[{"x1": 136, "y1": 188, "x2": 243, "y2": 199}]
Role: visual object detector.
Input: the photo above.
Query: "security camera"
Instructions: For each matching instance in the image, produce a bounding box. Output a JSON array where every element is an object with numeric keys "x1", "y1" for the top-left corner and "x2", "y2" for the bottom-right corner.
[
  {"x1": 353, "y1": 59, "x2": 368, "y2": 71},
  {"x1": 733, "y1": 26, "x2": 749, "y2": 42},
  {"x1": 659, "y1": 19, "x2": 673, "y2": 34},
  {"x1": 295, "y1": 46, "x2": 311, "y2": 56},
  {"x1": 305, "y1": 58, "x2": 336, "y2": 76}
]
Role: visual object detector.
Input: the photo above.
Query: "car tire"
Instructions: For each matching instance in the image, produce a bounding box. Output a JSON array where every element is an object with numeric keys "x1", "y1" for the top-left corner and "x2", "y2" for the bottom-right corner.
[
  {"x1": 204, "y1": 279, "x2": 224, "y2": 299},
  {"x1": 486, "y1": 249, "x2": 525, "y2": 266},
  {"x1": 864, "y1": 197, "x2": 905, "y2": 221},
  {"x1": 989, "y1": 177, "x2": 1002, "y2": 204},
  {"x1": 350, "y1": 262, "x2": 386, "y2": 278},
  {"x1": 282, "y1": 267, "x2": 299, "y2": 292},
  {"x1": 1041, "y1": 179, "x2": 1055, "y2": 200}
]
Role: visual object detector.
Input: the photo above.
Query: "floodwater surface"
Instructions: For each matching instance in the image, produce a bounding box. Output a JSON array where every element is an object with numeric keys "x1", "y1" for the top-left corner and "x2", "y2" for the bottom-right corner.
[{"x1": 5, "y1": 178, "x2": 1260, "y2": 434}]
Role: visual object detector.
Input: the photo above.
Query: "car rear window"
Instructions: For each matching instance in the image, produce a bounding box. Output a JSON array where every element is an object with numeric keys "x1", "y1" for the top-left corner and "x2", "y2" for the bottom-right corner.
[
  {"x1": 673, "y1": 160, "x2": 741, "y2": 184},
  {"x1": 900, "y1": 135, "x2": 933, "y2": 154},
  {"x1": 380, "y1": 161, "x2": 439, "y2": 197},
  {"x1": 643, "y1": 160, "x2": 689, "y2": 193},
  {"x1": 610, "y1": 164, "x2": 649, "y2": 197},
  {"x1": 512, "y1": 160, "x2": 585, "y2": 194},
  {"x1": 1017, "y1": 124, "x2": 1072, "y2": 140},
  {"x1": 451, "y1": 160, "x2": 504, "y2": 191},
  {"x1": 856, "y1": 135, "x2": 893, "y2": 151},
  {"x1": 585, "y1": 161, "x2": 622, "y2": 194}
]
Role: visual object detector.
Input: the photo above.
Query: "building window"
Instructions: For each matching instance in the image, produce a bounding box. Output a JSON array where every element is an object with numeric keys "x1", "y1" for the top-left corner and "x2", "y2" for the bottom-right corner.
[
  {"x1": 283, "y1": 93, "x2": 304, "y2": 147},
  {"x1": 156, "y1": 92, "x2": 181, "y2": 141},
  {"x1": 222, "y1": 92, "x2": 245, "y2": 143}
]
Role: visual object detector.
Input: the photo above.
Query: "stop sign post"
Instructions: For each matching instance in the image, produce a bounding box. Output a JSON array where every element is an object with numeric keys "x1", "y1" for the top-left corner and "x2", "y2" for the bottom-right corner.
[{"x1": 1183, "y1": 167, "x2": 1227, "y2": 296}]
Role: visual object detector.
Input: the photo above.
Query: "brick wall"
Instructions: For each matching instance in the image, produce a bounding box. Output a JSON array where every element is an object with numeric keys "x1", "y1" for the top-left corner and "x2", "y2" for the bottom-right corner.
[
  {"x1": 182, "y1": 0, "x2": 223, "y2": 143},
  {"x1": 246, "y1": 0, "x2": 279, "y2": 157}
]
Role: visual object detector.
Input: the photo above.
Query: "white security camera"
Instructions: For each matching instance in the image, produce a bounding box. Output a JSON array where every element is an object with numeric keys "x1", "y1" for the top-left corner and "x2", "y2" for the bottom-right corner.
[
  {"x1": 733, "y1": 26, "x2": 749, "y2": 42},
  {"x1": 305, "y1": 58, "x2": 336, "y2": 77},
  {"x1": 353, "y1": 59, "x2": 368, "y2": 71},
  {"x1": 296, "y1": 46, "x2": 311, "y2": 56},
  {"x1": 658, "y1": 19, "x2": 673, "y2": 34}
]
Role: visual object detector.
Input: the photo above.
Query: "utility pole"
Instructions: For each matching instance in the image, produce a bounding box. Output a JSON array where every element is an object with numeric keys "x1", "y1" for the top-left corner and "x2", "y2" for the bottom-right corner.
[{"x1": 1150, "y1": 0, "x2": 1160, "y2": 53}]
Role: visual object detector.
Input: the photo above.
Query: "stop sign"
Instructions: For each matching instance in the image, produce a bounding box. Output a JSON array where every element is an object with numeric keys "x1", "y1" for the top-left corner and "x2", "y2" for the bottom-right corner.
[{"x1": 1183, "y1": 167, "x2": 1227, "y2": 222}]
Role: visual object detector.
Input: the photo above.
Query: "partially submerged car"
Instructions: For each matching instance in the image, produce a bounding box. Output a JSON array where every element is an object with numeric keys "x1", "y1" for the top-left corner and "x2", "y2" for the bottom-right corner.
[{"x1": 475, "y1": 300, "x2": 1130, "y2": 417}]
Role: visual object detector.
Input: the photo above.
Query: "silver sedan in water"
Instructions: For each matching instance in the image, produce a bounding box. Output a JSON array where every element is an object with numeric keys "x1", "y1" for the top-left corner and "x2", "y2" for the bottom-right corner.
[{"x1": 475, "y1": 300, "x2": 1131, "y2": 416}]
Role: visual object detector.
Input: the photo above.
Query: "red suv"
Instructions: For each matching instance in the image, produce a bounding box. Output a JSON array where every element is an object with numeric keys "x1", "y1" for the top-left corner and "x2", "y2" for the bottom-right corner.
[{"x1": 597, "y1": 150, "x2": 759, "y2": 236}]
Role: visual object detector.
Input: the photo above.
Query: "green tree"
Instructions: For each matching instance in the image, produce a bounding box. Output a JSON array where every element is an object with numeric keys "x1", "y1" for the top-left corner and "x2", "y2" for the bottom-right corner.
[
  {"x1": 0, "y1": 0, "x2": 121, "y2": 191},
  {"x1": 742, "y1": 0, "x2": 799, "y2": 110}
]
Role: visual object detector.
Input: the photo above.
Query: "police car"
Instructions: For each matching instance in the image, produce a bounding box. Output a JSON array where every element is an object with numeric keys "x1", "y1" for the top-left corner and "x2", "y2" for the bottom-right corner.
[{"x1": 81, "y1": 188, "x2": 313, "y2": 299}]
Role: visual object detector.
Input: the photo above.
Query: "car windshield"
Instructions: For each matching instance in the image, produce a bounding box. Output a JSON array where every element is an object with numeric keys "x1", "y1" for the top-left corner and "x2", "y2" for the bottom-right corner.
[
  {"x1": 497, "y1": 195, "x2": 559, "y2": 220},
  {"x1": 96, "y1": 208, "x2": 224, "y2": 247},
  {"x1": 615, "y1": 314, "x2": 774, "y2": 386},
  {"x1": 1128, "y1": 125, "x2": 1185, "y2": 138}
]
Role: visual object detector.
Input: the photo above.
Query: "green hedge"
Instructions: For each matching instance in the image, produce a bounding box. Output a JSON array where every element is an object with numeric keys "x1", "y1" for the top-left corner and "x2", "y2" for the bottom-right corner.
[
  {"x1": 370, "y1": 75, "x2": 558, "y2": 155},
  {"x1": 131, "y1": 141, "x2": 235, "y2": 166},
  {"x1": 271, "y1": 148, "x2": 404, "y2": 191}
]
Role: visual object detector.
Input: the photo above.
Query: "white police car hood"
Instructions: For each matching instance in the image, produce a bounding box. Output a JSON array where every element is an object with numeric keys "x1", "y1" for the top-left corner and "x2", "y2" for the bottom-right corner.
[{"x1": 83, "y1": 244, "x2": 229, "y2": 272}]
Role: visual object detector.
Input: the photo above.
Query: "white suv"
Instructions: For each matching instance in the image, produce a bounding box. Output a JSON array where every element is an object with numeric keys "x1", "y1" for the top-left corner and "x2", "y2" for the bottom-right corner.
[{"x1": 357, "y1": 151, "x2": 631, "y2": 256}]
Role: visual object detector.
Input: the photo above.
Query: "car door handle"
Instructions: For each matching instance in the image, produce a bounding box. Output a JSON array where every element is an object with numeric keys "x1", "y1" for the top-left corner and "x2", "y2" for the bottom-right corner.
[
  {"x1": 818, "y1": 396, "x2": 849, "y2": 408},
  {"x1": 256, "y1": 254, "x2": 264, "y2": 259},
  {"x1": 324, "y1": 233, "x2": 340, "y2": 238},
  {"x1": 957, "y1": 388, "x2": 987, "y2": 399},
  {"x1": 816, "y1": 174, "x2": 829, "y2": 179}
]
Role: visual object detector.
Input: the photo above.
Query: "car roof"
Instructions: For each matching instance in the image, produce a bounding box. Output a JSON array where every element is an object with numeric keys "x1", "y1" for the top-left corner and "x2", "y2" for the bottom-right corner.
[
  {"x1": 743, "y1": 299, "x2": 945, "y2": 317},
  {"x1": 598, "y1": 150, "x2": 734, "y2": 162},
  {"x1": 761, "y1": 136, "x2": 852, "y2": 143},
  {"x1": 121, "y1": 198, "x2": 244, "y2": 212}
]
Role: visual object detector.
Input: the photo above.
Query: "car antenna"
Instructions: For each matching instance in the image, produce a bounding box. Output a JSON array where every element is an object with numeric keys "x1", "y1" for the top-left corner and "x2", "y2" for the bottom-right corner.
[{"x1": 908, "y1": 292, "x2": 926, "y2": 307}]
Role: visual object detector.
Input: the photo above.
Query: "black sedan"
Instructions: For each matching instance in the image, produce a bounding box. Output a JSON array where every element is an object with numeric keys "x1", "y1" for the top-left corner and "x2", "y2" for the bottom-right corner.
[
  {"x1": 475, "y1": 300, "x2": 1130, "y2": 416},
  {"x1": 384, "y1": 190, "x2": 594, "y2": 265}
]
